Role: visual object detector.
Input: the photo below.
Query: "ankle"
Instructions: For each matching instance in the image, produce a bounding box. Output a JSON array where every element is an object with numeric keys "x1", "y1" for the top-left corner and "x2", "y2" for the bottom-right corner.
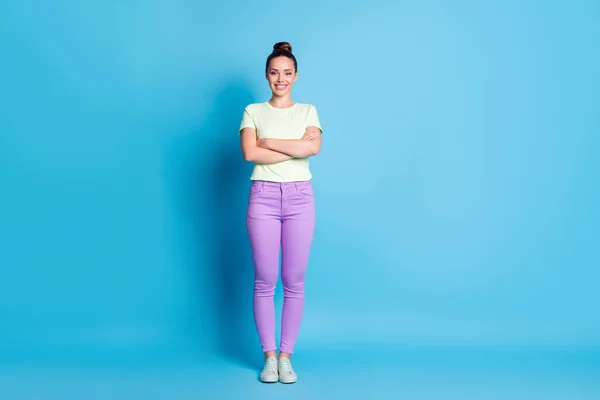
[
  {"x1": 278, "y1": 352, "x2": 291, "y2": 360},
  {"x1": 264, "y1": 351, "x2": 277, "y2": 360}
]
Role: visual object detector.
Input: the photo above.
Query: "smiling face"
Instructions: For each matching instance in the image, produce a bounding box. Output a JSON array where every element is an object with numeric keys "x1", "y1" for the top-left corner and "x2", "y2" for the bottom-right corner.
[{"x1": 266, "y1": 56, "x2": 297, "y2": 98}]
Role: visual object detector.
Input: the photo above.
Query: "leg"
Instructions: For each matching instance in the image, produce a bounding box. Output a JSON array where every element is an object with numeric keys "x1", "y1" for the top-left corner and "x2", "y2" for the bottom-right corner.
[
  {"x1": 246, "y1": 183, "x2": 282, "y2": 354},
  {"x1": 247, "y1": 216, "x2": 280, "y2": 354},
  {"x1": 279, "y1": 189, "x2": 315, "y2": 355}
]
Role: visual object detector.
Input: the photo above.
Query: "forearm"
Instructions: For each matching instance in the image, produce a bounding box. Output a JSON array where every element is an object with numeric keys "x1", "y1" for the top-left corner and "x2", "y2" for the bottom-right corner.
[
  {"x1": 244, "y1": 146, "x2": 293, "y2": 164},
  {"x1": 265, "y1": 139, "x2": 318, "y2": 158}
]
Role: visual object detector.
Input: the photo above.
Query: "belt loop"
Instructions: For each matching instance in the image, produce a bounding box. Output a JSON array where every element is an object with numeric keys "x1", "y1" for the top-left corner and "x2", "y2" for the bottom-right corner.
[{"x1": 294, "y1": 182, "x2": 298, "y2": 190}]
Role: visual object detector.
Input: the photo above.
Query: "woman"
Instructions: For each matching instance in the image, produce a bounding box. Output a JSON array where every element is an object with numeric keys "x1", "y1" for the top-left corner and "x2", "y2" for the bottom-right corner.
[{"x1": 238, "y1": 41, "x2": 322, "y2": 384}]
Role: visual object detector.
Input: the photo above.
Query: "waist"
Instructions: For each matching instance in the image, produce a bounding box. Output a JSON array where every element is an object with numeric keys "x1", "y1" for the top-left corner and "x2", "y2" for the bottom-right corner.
[{"x1": 252, "y1": 180, "x2": 312, "y2": 189}]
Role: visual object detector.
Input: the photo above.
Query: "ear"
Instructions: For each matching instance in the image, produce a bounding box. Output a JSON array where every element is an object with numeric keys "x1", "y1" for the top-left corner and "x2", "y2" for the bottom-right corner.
[{"x1": 293, "y1": 71, "x2": 298, "y2": 82}]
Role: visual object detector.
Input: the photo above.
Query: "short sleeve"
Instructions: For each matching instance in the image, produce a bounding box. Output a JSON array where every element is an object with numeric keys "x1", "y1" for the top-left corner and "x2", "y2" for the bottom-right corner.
[
  {"x1": 306, "y1": 104, "x2": 322, "y2": 133},
  {"x1": 238, "y1": 107, "x2": 255, "y2": 135}
]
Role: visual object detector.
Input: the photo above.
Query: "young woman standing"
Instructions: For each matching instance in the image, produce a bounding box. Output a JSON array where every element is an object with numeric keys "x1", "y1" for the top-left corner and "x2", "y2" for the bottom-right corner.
[{"x1": 238, "y1": 42, "x2": 322, "y2": 384}]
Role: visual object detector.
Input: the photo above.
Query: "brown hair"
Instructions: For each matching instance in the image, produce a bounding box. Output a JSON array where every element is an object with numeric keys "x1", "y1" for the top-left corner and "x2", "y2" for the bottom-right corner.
[{"x1": 265, "y1": 42, "x2": 298, "y2": 73}]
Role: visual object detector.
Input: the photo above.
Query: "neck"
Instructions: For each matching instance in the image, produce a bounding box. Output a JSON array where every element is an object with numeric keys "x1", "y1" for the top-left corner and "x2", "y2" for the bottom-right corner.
[{"x1": 269, "y1": 95, "x2": 294, "y2": 108}]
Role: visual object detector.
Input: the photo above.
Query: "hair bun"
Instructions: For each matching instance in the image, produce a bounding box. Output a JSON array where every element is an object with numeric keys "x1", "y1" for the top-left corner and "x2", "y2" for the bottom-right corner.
[{"x1": 273, "y1": 42, "x2": 292, "y2": 53}]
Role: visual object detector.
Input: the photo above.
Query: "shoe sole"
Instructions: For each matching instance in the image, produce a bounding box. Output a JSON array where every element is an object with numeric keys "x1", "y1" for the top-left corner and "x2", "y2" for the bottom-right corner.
[
  {"x1": 260, "y1": 377, "x2": 278, "y2": 383},
  {"x1": 279, "y1": 378, "x2": 297, "y2": 384}
]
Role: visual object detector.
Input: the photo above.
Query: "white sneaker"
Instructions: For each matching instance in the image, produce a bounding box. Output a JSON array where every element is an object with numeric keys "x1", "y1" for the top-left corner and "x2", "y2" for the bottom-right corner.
[
  {"x1": 278, "y1": 357, "x2": 297, "y2": 384},
  {"x1": 259, "y1": 356, "x2": 278, "y2": 383}
]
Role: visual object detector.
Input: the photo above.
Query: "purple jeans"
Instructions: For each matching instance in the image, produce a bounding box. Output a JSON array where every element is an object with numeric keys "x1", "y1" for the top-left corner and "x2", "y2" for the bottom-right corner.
[{"x1": 246, "y1": 180, "x2": 315, "y2": 354}]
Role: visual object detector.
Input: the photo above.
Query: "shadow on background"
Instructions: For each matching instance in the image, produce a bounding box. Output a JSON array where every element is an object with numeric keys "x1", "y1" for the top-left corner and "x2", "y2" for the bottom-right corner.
[{"x1": 178, "y1": 80, "x2": 260, "y2": 369}]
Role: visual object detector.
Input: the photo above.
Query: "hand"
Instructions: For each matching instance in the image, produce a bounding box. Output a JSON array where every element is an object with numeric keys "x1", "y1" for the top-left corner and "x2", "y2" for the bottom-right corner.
[
  {"x1": 257, "y1": 138, "x2": 271, "y2": 149},
  {"x1": 302, "y1": 127, "x2": 321, "y2": 140}
]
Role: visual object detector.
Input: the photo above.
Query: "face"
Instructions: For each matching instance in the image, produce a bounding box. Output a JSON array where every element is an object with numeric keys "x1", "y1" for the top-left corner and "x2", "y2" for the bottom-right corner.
[{"x1": 266, "y1": 56, "x2": 297, "y2": 97}]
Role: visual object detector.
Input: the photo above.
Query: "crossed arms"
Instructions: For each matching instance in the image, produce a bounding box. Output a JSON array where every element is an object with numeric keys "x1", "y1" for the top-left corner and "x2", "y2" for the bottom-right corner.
[{"x1": 240, "y1": 127, "x2": 322, "y2": 164}]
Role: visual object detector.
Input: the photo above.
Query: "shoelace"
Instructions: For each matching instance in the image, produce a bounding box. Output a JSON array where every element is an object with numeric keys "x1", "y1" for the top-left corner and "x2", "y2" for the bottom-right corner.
[
  {"x1": 264, "y1": 358, "x2": 277, "y2": 374},
  {"x1": 279, "y1": 358, "x2": 294, "y2": 374}
]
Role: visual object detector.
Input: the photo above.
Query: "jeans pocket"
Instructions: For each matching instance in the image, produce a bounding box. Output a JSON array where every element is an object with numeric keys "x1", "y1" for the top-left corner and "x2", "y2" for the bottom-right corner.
[
  {"x1": 298, "y1": 185, "x2": 314, "y2": 196},
  {"x1": 250, "y1": 182, "x2": 263, "y2": 194}
]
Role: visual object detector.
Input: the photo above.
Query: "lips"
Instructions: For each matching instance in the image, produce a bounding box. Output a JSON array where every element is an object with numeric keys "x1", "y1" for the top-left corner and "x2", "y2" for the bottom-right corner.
[{"x1": 275, "y1": 84, "x2": 287, "y2": 90}]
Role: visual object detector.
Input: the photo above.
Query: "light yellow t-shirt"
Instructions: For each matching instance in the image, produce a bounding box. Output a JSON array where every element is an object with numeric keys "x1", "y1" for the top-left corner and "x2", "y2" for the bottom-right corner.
[{"x1": 238, "y1": 102, "x2": 322, "y2": 182}]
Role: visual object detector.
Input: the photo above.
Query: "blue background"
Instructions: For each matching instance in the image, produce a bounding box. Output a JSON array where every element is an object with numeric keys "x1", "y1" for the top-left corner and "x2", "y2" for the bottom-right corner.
[{"x1": 1, "y1": 0, "x2": 599, "y2": 398}]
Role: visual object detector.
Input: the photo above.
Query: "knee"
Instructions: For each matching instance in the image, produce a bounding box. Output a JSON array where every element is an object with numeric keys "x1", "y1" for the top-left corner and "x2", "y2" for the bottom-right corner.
[
  {"x1": 282, "y1": 272, "x2": 305, "y2": 293},
  {"x1": 254, "y1": 273, "x2": 278, "y2": 296}
]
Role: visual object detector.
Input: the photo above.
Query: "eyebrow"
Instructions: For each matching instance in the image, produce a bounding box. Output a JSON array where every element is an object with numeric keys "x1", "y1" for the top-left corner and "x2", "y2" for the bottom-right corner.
[{"x1": 269, "y1": 69, "x2": 294, "y2": 72}]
